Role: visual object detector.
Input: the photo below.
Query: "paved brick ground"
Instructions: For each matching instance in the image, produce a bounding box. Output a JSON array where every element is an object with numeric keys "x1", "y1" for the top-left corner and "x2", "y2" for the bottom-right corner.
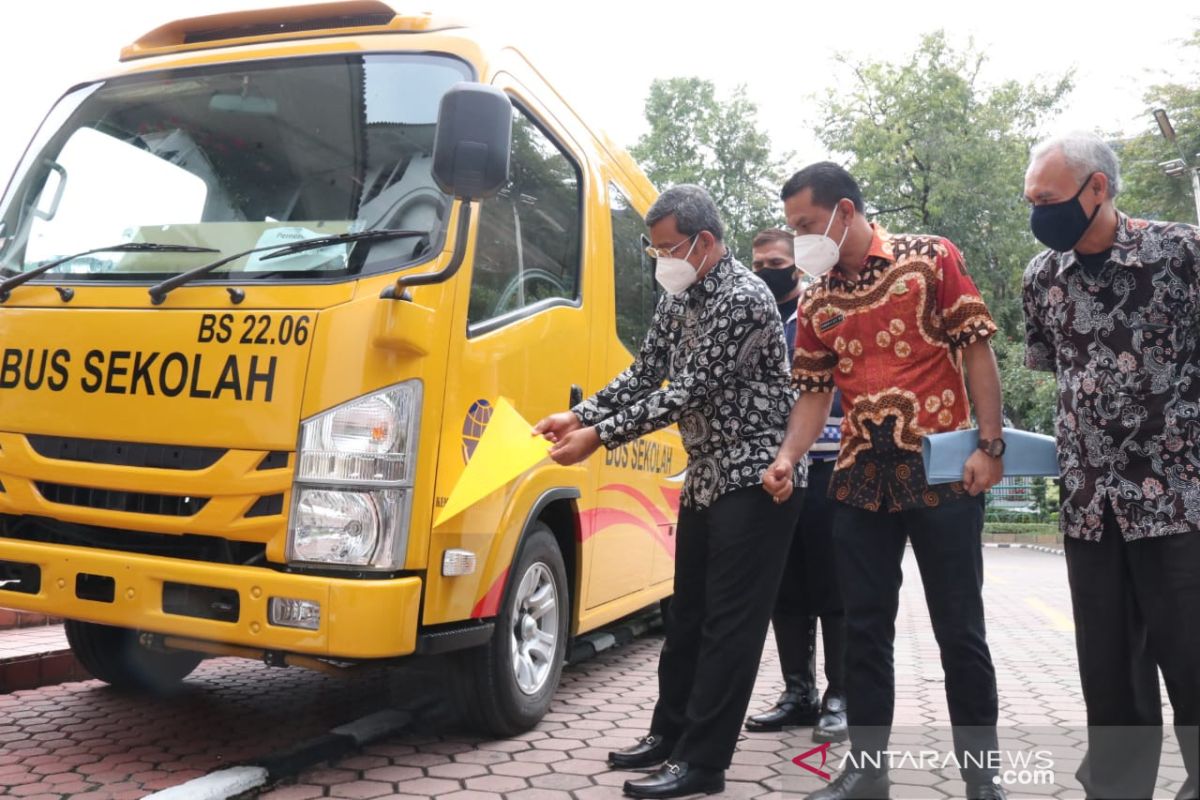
[
  {"x1": 266, "y1": 548, "x2": 1186, "y2": 800},
  {"x1": 0, "y1": 548, "x2": 1189, "y2": 799}
]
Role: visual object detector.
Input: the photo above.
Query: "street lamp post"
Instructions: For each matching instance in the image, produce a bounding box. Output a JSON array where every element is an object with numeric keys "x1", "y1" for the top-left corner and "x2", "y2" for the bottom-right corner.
[{"x1": 1153, "y1": 108, "x2": 1200, "y2": 225}]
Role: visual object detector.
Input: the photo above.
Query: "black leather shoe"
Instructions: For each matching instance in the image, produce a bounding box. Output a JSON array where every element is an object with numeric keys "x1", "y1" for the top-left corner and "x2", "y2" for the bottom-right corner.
[
  {"x1": 807, "y1": 768, "x2": 890, "y2": 800},
  {"x1": 746, "y1": 690, "x2": 821, "y2": 732},
  {"x1": 813, "y1": 689, "x2": 848, "y2": 743},
  {"x1": 623, "y1": 761, "x2": 725, "y2": 798},
  {"x1": 608, "y1": 734, "x2": 675, "y2": 769},
  {"x1": 750, "y1": 613, "x2": 821, "y2": 733},
  {"x1": 966, "y1": 780, "x2": 1008, "y2": 800}
]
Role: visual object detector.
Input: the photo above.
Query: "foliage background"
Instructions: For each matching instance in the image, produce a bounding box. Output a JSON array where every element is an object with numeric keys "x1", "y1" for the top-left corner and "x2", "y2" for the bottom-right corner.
[{"x1": 628, "y1": 29, "x2": 1199, "y2": 434}]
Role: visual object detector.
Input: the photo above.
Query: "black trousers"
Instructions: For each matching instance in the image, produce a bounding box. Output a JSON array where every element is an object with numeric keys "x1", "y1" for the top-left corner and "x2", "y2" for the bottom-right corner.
[
  {"x1": 1066, "y1": 503, "x2": 1200, "y2": 800},
  {"x1": 773, "y1": 459, "x2": 845, "y2": 692},
  {"x1": 649, "y1": 485, "x2": 803, "y2": 769},
  {"x1": 833, "y1": 494, "x2": 999, "y2": 783}
]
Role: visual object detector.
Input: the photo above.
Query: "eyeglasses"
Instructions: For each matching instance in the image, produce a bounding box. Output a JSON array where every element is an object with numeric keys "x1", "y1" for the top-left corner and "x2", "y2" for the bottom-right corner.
[{"x1": 643, "y1": 235, "x2": 696, "y2": 260}]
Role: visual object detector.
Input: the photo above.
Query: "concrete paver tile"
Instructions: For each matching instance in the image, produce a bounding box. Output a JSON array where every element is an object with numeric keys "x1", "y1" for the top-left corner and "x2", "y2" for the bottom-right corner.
[
  {"x1": 547, "y1": 758, "x2": 612, "y2": 776},
  {"x1": 528, "y1": 772, "x2": 594, "y2": 791},
  {"x1": 572, "y1": 787, "x2": 628, "y2": 800},
  {"x1": 446, "y1": 749, "x2": 512, "y2": 766},
  {"x1": 506, "y1": 789, "x2": 577, "y2": 800},
  {"x1": 725, "y1": 764, "x2": 778, "y2": 782},
  {"x1": 490, "y1": 761, "x2": 552, "y2": 779},
  {"x1": 426, "y1": 763, "x2": 489, "y2": 780},
  {"x1": 385, "y1": 777, "x2": 461, "y2": 795},
  {"x1": 362, "y1": 766, "x2": 425, "y2": 783},
  {"x1": 305, "y1": 768, "x2": 364, "y2": 786},
  {"x1": 326, "y1": 779, "x2": 395, "y2": 799},
  {"x1": 472, "y1": 740, "x2": 531, "y2": 754},
  {"x1": 513, "y1": 750, "x2": 570, "y2": 765},
  {"x1": 438, "y1": 791, "x2": 505, "y2": 800},
  {"x1": 258, "y1": 784, "x2": 327, "y2": 800},
  {"x1": 388, "y1": 753, "x2": 453, "y2": 768},
  {"x1": 461, "y1": 774, "x2": 531, "y2": 793}
]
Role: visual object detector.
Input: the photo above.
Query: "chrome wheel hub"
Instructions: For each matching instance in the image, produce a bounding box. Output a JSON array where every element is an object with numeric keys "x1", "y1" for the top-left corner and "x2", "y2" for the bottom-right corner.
[{"x1": 509, "y1": 562, "x2": 559, "y2": 695}]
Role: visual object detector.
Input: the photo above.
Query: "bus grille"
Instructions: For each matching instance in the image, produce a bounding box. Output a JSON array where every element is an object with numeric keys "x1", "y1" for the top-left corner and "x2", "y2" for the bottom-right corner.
[
  {"x1": 26, "y1": 435, "x2": 226, "y2": 471},
  {"x1": 36, "y1": 482, "x2": 210, "y2": 517}
]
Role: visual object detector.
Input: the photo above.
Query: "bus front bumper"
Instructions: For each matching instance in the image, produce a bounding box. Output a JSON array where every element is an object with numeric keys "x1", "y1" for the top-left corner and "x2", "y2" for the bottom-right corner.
[{"x1": 0, "y1": 539, "x2": 421, "y2": 659}]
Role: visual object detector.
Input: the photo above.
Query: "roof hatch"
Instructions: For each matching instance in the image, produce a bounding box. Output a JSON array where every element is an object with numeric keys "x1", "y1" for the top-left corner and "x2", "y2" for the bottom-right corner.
[{"x1": 121, "y1": 1, "x2": 456, "y2": 61}]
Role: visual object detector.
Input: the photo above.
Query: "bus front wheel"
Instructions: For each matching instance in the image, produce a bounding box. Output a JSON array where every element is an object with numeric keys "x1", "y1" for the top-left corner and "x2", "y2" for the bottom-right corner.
[{"x1": 455, "y1": 524, "x2": 569, "y2": 736}]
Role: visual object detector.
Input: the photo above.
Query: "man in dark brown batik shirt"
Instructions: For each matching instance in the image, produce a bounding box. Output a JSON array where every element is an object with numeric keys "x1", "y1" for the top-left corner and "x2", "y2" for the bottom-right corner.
[{"x1": 1023, "y1": 132, "x2": 1199, "y2": 800}]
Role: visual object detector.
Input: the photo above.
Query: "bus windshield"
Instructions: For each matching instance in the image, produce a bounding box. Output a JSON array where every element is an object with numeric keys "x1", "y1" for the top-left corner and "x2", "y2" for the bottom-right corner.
[{"x1": 0, "y1": 53, "x2": 471, "y2": 283}]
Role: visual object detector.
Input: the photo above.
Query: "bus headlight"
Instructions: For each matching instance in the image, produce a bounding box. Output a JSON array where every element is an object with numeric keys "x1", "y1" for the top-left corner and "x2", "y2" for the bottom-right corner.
[
  {"x1": 298, "y1": 382, "x2": 420, "y2": 484},
  {"x1": 287, "y1": 382, "x2": 421, "y2": 570},
  {"x1": 290, "y1": 488, "x2": 379, "y2": 565}
]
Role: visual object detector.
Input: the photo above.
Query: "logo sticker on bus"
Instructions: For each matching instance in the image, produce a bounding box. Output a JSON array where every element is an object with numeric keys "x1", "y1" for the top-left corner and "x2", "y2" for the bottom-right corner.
[{"x1": 462, "y1": 399, "x2": 494, "y2": 463}]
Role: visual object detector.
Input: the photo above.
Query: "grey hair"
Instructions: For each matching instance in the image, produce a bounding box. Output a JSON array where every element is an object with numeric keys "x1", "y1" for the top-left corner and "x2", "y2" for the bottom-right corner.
[
  {"x1": 1030, "y1": 132, "x2": 1121, "y2": 198},
  {"x1": 646, "y1": 183, "x2": 725, "y2": 241}
]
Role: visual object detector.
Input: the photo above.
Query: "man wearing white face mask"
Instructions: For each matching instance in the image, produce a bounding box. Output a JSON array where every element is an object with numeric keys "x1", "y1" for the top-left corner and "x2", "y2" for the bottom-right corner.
[
  {"x1": 533, "y1": 184, "x2": 804, "y2": 798},
  {"x1": 763, "y1": 163, "x2": 1007, "y2": 800}
]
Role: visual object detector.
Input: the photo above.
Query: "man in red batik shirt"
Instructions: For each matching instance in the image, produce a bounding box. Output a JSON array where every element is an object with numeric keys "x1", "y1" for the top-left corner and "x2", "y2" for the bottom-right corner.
[{"x1": 763, "y1": 162, "x2": 1007, "y2": 800}]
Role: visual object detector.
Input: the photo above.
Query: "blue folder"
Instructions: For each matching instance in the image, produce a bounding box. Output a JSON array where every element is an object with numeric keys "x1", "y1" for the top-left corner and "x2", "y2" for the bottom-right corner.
[{"x1": 921, "y1": 427, "x2": 1060, "y2": 485}]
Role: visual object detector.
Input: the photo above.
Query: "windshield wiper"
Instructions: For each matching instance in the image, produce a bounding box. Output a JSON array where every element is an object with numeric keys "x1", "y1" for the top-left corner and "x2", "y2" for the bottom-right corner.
[
  {"x1": 0, "y1": 243, "x2": 218, "y2": 303},
  {"x1": 147, "y1": 228, "x2": 428, "y2": 305}
]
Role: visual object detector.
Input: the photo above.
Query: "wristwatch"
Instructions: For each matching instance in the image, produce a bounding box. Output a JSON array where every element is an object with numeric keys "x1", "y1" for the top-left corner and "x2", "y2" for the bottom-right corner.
[{"x1": 978, "y1": 437, "x2": 1006, "y2": 458}]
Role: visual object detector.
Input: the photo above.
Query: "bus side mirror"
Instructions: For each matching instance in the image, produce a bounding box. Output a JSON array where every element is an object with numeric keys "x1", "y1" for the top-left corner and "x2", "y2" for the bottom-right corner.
[
  {"x1": 431, "y1": 83, "x2": 512, "y2": 201},
  {"x1": 381, "y1": 83, "x2": 513, "y2": 299}
]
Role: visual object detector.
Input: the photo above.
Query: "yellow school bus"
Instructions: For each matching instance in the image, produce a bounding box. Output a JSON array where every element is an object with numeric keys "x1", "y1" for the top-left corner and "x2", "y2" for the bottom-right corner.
[{"x1": 0, "y1": 0, "x2": 683, "y2": 733}]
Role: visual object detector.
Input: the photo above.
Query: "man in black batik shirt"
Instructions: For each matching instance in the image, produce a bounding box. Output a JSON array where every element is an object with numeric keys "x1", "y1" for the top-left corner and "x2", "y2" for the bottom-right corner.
[
  {"x1": 745, "y1": 227, "x2": 848, "y2": 744},
  {"x1": 534, "y1": 184, "x2": 805, "y2": 799},
  {"x1": 1023, "y1": 132, "x2": 1199, "y2": 800}
]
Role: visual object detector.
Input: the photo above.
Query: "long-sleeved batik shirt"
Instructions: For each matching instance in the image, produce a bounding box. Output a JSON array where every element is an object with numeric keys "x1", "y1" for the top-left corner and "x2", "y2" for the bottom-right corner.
[
  {"x1": 573, "y1": 252, "x2": 804, "y2": 509},
  {"x1": 1023, "y1": 213, "x2": 1200, "y2": 541}
]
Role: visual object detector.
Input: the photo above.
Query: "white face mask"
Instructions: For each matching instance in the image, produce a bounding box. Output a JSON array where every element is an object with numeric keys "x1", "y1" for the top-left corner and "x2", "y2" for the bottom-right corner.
[
  {"x1": 654, "y1": 236, "x2": 706, "y2": 295},
  {"x1": 793, "y1": 203, "x2": 849, "y2": 278}
]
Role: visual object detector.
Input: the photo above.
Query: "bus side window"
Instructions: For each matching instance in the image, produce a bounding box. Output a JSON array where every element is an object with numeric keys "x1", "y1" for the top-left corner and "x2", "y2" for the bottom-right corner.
[
  {"x1": 609, "y1": 183, "x2": 659, "y2": 354},
  {"x1": 468, "y1": 106, "x2": 582, "y2": 327}
]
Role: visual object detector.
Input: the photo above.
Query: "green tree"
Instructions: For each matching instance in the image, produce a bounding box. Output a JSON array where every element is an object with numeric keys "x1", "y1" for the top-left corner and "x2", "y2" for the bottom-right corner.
[
  {"x1": 815, "y1": 31, "x2": 1073, "y2": 338},
  {"x1": 630, "y1": 78, "x2": 788, "y2": 258},
  {"x1": 1115, "y1": 29, "x2": 1200, "y2": 223},
  {"x1": 990, "y1": 334, "x2": 1058, "y2": 434}
]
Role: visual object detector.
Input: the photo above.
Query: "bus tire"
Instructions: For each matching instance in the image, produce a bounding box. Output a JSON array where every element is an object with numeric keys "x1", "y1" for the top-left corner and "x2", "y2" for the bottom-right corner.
[
  {"x1": 65, "y1": 620, "x2": 202, "y2": 693},
  {"x1": 456, "y1": 523, "x2": 569, "y2": 736}
]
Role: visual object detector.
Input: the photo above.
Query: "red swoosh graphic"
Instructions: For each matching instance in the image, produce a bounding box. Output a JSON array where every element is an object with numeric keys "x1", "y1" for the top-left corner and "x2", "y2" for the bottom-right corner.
[
  {"x1": 600, "y1": 483, "x2": 671, "y2": 528},
  {"x1": 471, "y1": 486, "x2": 680, "y2": 618},
  {"x1": 659, "y1": 486, "x2": 682, "y2": 514},
  {"x1": 471, "y1": 566, "x2": 509, "y2": 618},
  {"x1": 580, "y1": 507, "x2": 675, "y2": 559}
]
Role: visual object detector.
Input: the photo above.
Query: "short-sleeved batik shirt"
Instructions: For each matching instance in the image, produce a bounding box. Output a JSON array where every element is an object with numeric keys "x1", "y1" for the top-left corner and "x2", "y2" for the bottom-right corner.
[{"x1": 792, "y1": 226, "x2": 998, "y2": 512}]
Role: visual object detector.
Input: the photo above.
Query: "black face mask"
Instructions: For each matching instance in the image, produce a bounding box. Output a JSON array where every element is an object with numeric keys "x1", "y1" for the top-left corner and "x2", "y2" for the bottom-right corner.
[
  {"x1": 1029, "y1": 172, "x2": 1102, "y2": 252},
  {"x1": 758, "y1": 266, "x2": 799, "y2": 300}
]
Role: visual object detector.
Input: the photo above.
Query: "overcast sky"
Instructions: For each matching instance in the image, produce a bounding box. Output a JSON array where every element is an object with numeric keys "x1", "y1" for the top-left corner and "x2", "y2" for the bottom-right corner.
[{"x1": 1, "y1": 0, "x2": 1197, "y2": 188}]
